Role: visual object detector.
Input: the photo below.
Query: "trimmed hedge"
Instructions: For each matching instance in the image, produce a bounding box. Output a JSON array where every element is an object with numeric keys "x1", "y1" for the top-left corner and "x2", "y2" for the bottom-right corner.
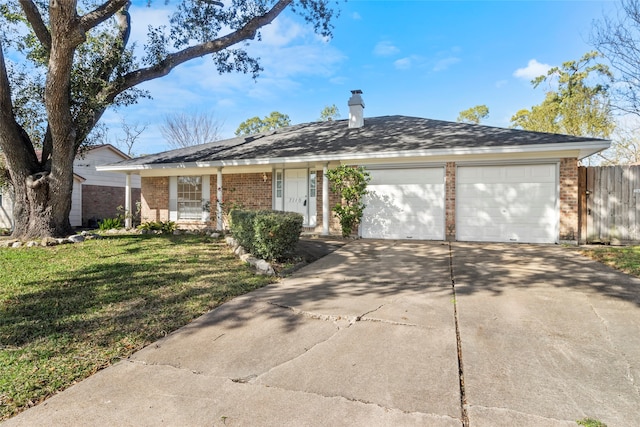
[{"x1": 230, "y1": 209, "x2": 303, "y2": 261}]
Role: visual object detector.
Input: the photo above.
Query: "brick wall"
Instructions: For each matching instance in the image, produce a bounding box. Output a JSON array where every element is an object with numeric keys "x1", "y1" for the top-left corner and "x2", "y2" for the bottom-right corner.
[
  {"x1": 445, "y1": 162, "x2": 456, "y2": 241},
  {"x1": 209, "y1": 173, "x2": 273, "y2": 227},
  {"x1": 559, "y1": 158, "x2": 579, "y2": 241},
  {"x1": 82, "y1": 184, "x2": 141, "y2": 226},
  {"x1": 141, "y1": 177, "x2": 169, "y2": 223}
]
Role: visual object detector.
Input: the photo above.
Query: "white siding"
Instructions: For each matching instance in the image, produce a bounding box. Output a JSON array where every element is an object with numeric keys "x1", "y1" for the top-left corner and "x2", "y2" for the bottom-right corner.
[
  {"x1": 69, "y1": 178, "x2": 83, "y2": 227},
  {"x1": 74, "y1": 146, "x2": 141, "y2": 188},
  {"x1": 0, "y1": 187, "x2": 13, "y2": 229}
]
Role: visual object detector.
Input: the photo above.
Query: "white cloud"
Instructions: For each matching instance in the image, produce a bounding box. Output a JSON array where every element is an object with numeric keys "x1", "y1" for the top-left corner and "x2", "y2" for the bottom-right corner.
[
  {"x1": 394, "y1": 57, "x2": 413, "y2": 70},
  {"x1": 373, "y1": 41, "x2": 400, "y2": 57},
  {"x1": 433, "y1": 56, "x2": 460, "y2": 72},
  {"x1": 495, "y1": 80, "x2": 508, "y2": 88},
  {"x1": 513, "y1": 59, "x2": 552, "y2": 80},
  {"x1": 352, "y1": 12, "x2": 362, "y2": 20}
]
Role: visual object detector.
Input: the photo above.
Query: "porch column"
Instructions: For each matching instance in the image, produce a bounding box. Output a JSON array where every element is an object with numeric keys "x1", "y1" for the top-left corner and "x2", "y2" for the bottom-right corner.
[
  {"x1": 322, "y1": 163, "x2": 329, "y2": 236},
  {"x1": 124, "y1": 173, "x2": 132, "y2": 229},
  {"x1": 216, "y1": 168, "x2": 223, "y2": 230}
]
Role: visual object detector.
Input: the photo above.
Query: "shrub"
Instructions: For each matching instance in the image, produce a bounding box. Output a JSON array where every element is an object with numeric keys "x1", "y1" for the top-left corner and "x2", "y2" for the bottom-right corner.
[
  {"x1": 253, "y1": 211, "x2": 303, "y2": 261},
  {"x1": 229, "y1": 209, "x2": 260, "y2": 253},
  {"x1": 98, "y1": 217, "x2": 123, "y2": 230},
  {"x1": 137, "y1": 220, "x2": 177, "y2": 234},
  {"x1": 230, "y1": 209, "x2": 303, "y2": 261}
]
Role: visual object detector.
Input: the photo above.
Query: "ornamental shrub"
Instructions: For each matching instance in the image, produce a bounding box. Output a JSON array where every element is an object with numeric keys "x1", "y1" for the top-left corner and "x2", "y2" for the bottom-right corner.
[
  {"x1": 229, "y1": 209, "x2": 260, "y2": 253},
  {"x1": 230, "y1": 209, "x2": 303, "y2": 261},
  {"x1": 253, "y1": 211, "x2": 303, "y2": 261}
]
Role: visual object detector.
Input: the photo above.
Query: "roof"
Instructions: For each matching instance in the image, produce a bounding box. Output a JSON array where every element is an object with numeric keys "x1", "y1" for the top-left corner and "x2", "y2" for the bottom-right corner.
[{"x1": 100, "y1": 115, "x2": 610, "y2": 170}]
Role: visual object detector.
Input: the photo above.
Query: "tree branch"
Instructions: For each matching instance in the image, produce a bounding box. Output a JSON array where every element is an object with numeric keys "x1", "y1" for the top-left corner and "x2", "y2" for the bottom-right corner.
[
  {"x1": 18, "y1": 0, "x2": 52, "y2": 51},
  {"x1": 79, "y1": 0, "x2": 129, "y2": 32},
  {"x1": 0, "y1": 42, "x2": 39, "y2": 174},
  {"x1": 100, "y1": 0, "x2": 292, "y2": 104}
]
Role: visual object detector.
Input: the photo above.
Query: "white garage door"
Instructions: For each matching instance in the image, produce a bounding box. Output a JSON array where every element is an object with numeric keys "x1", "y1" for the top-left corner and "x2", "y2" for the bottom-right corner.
[
  {"x1": 457, "y1": 164, "x2": 558, "y2": 243},
  {"x1": 361, "y1": 168, "x2": 445, "y2": 240}
]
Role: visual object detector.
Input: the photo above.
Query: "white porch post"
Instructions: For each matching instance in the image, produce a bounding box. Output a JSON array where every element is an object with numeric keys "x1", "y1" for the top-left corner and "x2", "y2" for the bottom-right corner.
[
  {"x1": 124, "y1": 173, "x2": 132, "y2": 229},
  {"x1": 216, "y1": 168, "x2": 223, "y2": 230},
  {"x1": 322, "y1": 163, "x2": 330, "y2": 236}
]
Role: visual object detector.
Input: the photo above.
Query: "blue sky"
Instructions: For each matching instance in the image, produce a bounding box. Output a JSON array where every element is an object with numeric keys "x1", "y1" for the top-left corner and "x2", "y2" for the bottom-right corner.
[{"x1": 102, "y1": 0, "x2": 618, "y2": 155}]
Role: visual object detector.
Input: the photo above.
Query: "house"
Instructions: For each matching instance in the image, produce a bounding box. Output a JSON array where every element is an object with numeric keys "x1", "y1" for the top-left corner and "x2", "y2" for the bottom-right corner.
[
  {"x1": 98, "y1": 91, "x2": 610, "y2": 244},
  {"x1": 0, "y1": 144, "x2": 141, "y2": 230}
]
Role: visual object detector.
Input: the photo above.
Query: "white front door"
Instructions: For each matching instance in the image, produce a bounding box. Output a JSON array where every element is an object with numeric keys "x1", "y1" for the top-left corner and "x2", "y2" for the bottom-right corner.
[{"x1": 284, "y1": 169, "x2": 309, "y2": 224}]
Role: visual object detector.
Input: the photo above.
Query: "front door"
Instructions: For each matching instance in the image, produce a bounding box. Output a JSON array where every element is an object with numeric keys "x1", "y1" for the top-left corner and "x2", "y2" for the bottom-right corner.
[{"x1": 284, "y1": 169, "x2": 309, "y2": 224}]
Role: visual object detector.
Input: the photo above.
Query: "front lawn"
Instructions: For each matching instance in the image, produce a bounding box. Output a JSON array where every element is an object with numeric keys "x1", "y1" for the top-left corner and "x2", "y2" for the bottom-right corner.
[
  {"x1": 581, "y1": 245, "x2": 640, "y2": 278},
  {"x1": 0, "y1": 234, "x2": 274, "y2": 421}
]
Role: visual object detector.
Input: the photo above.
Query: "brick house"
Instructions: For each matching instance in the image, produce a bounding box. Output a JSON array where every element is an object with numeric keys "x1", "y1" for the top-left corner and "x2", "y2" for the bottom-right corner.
[{"x1": 99, "y1": 91, "x2": 609, "y2": 244}]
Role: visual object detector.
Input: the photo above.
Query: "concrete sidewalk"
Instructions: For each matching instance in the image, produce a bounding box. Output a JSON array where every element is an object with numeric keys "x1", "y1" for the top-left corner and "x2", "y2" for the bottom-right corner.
[{"x1": 3, "y1": 241, "x2": 640, "y2": 426}]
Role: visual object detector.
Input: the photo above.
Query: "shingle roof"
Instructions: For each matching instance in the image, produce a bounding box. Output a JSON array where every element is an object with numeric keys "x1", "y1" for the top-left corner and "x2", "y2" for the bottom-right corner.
[{"x1": 114, "y1": 115, "x2": 606, "y2": 166}]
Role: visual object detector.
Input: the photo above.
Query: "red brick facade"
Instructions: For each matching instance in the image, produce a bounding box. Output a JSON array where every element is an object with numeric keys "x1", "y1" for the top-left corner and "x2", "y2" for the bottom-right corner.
[
  {"x1": 82, "y1": 184, "x2": 141, "y2": 226},
  {"x1": 141, "y1": 177, "x2": 170, "y2": 222},
  {"x1": 140, "y1": 159, "x2": 581, "y2": 242},
  {"x1": 559, "y1": 157, "x2": 579, "y2": 241}
]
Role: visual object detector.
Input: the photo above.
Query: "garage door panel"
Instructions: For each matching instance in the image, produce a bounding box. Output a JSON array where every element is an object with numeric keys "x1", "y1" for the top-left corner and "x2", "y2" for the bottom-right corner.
[
  {"x1": 457, "y1": 165, "x2": 558, "y2": 244},
  {"x1": 362, "y1": 168, "x2": 444, "y2": 240}
]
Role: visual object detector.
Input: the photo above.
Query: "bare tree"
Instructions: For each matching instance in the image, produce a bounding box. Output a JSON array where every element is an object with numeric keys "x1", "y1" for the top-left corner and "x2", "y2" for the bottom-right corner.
[
  {"x1": 160, "y1": 111, "x2": 224, "y2": 149},
  {"x1": 592, "y1": 0, "x2": 640, "y2": 118},
  {"x1": 117, "y1": 118, "x2": 147, "y2": 157}
]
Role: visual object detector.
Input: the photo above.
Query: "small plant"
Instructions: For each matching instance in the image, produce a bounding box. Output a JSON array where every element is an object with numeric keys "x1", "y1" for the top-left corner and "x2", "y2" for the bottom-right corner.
[
  {"x1": 116, "y1": 201, "x2": 142, "y2": 228},
  {"x1": 326, "y1": 165, "x2": 370, "y2": 237},
  {"x1": 137, "y1": 220, "x2": 177, "y2": 234},
  {"x1": 98, "y1": 217, "x2": 123, "y2": 230},
  {"x1": 577, "y1": 418, "x2": 607, "y2": 427}
]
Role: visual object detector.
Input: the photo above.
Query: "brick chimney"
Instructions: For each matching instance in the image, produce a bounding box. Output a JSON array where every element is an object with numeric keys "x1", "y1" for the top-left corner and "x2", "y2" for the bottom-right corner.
[{"x1": 348, "y1": 90, "x2": 365, "y2": 129}]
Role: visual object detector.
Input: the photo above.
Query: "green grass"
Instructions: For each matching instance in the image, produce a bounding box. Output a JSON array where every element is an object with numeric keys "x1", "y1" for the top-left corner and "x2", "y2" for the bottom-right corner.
[
  {"x1": 581, "y1": 246, "x2": 640, "y2": 277},
  {"x1": 577, "y1": 417, "x2": 608, "y2": 427},
  {"x1": 0, "y1": 234, "x2": 274, "y2": 420}
]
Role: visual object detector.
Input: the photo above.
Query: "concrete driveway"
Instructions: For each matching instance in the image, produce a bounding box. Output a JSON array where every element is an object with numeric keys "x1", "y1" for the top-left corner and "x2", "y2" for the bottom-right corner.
[{"x1": 3, "y1": 241, "x2": 640, "y2": 427}]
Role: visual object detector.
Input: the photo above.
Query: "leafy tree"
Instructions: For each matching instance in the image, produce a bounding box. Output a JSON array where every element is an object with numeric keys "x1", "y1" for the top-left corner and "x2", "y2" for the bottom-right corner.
[
  {"x1": 235, "y1": 111, "x2": 291, "y2": 136},
  {"x1": 0, "y1": 1, "x2": 337, "y2": 239},
  {"x1": 319, "y1": 104, "x2": 340, "y2": 121},
  {"x1": 510, "y1": 52, "x2": 614, "y2": 139},
  {"x1": 160, "y1": 111, "x2": 224, "y2": 150},
  {"x1": 326, "y1": 165, "x2": 370, "y2": 238},
  {"x1": 457, "y1": 105, "x2": 489, "y2": 124}
]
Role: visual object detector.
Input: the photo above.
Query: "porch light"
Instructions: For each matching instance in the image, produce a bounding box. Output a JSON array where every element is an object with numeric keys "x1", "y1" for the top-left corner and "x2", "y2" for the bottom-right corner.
[{"x1": 263, "y1": 172, "x2": 268, "y2": 182}]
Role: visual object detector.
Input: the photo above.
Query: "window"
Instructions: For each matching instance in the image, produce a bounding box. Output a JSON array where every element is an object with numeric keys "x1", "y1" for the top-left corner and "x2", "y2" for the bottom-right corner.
[
  {"x1": 177, "y1": 176, "x2": 202, "y2": 220},
  {"x1": 276, "y1": 171, "x2": 283, "y2": 198},
  {"x1": 309, "y1": 172, "x2": 316, "y2": 198}
]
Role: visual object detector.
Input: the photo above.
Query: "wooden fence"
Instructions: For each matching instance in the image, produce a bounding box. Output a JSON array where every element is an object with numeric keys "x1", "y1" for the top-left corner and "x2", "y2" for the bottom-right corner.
[{"x1": 578, "y1": 165, "x2": 640, "y2": 244}]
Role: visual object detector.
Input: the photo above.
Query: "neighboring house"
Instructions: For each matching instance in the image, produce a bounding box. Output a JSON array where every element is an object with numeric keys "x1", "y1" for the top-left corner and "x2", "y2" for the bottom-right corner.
[
  {"x1": 98, "y1": 91, "x2": 610, "y2": 244},
  {"x1": 74, "y1": 144, "x2": 141, "y2": 227},
  {"x1": 0, "y1": 144, "x2": 141, "y2": 230},
  {"x1": 0, "y1": 185, "x2": 13, "y2": 230}
]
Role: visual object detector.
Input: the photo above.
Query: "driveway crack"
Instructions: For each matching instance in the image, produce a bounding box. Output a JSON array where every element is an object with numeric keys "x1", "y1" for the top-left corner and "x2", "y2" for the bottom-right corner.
[{"x1": 448, "y1": 242, "x2": 469, "y2": 427}]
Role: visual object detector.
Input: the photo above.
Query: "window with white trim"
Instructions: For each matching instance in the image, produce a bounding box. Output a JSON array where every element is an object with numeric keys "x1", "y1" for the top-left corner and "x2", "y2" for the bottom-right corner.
[
  {"x1": 177, "y1": 176, "x2": 202, "y2": 220},
  {"x1": 309, "y1": 171, "x2": 316, "y2": 198},
  {"x1": 276, "y1": 171, "x2": 283, "y2": 198}
]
